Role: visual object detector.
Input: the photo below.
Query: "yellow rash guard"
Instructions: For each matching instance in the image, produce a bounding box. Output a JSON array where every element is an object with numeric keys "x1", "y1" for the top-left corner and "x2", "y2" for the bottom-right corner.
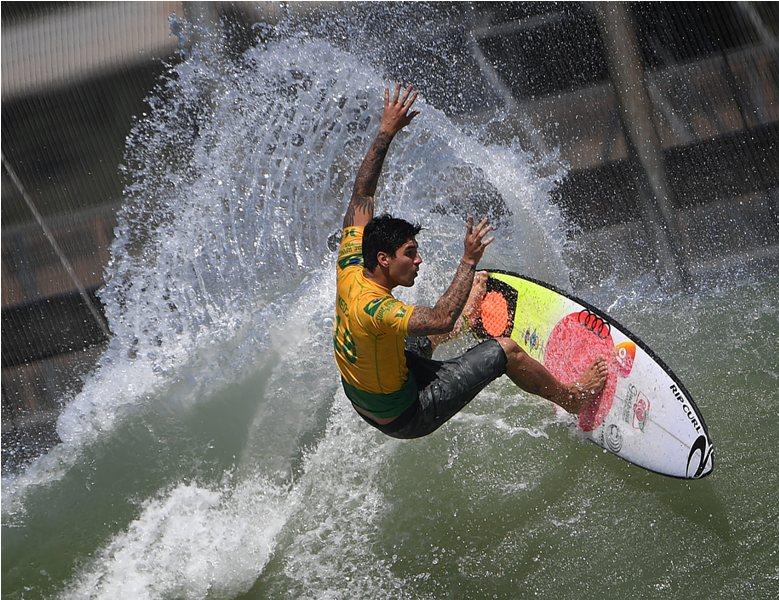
[{"x1": 334, "y1": 226, "x2": 417, "y2": 418}]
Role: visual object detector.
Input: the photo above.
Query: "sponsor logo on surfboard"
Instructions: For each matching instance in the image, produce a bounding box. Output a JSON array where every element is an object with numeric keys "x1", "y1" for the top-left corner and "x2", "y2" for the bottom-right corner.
[
  {"x1": 622, "y1": 384, "x2": 638, "y2": 424},
  {"x1": 632, "y1": 395, "x2": 651, "y2": 431},
  {"x1": 615, "y1": 341, "x2": 636, "y2": 377},
  {"x1": 670, "y1": 384, "x2": 702, "y2": 434},
  {"x1": 686, "y1": 434, "x2": 714, "y2": 478},
  {"x1": 604, "y1": 424, "x2": 623, "y2": 453},
  {"x1": 523, "y1": 328, "x2": 545, "y2": 355}
]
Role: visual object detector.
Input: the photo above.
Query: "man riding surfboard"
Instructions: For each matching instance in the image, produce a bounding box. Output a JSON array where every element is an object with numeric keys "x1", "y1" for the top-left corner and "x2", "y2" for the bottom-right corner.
[{"x1": 334, "y1": 84, "x2": 607, "y2": 438}]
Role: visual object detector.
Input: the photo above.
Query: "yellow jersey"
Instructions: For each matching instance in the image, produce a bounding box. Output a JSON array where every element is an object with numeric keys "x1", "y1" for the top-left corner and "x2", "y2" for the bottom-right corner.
[{"x1": 334, "y1": 226, "x2": 417, "y2": 418}]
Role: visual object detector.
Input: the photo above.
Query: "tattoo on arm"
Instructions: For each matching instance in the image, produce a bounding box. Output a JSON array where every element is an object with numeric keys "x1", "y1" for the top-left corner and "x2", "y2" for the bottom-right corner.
[
  {"x1": 354, "y1": 132, "x2": 393, "y2": 198},
  {"x1": 342, "y1": 131, "x2": 394, "y2": 228},
  {"x1": 408, "y1": 260, "x2": 476, "y2": 336},
  {"x1": 343, "y1": 195, "x2": 375, "y2": 227}
]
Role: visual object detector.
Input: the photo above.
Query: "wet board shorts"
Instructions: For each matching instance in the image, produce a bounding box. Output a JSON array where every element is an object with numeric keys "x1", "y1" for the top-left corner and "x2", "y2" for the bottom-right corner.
[{"x1": 353, "y1": 337, "x2": 508, "y2": 439}]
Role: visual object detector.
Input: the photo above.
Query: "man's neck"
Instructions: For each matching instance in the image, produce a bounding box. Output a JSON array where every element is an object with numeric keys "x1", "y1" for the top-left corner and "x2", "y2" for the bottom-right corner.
[{"x1": 363, "y1": 267, "x2": 394, "y2": 291}]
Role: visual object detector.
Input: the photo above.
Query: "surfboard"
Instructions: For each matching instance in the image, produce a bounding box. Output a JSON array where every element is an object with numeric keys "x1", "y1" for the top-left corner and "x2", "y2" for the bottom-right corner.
[{"x1": 473, "y1": 270, "x2": 714, "y2": 479}]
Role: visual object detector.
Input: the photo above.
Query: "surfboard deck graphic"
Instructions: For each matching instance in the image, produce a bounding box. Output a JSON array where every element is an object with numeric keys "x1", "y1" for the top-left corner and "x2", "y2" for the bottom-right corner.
[{"x1": 473, "y1": 270, "x2": 714, "y2": 479}]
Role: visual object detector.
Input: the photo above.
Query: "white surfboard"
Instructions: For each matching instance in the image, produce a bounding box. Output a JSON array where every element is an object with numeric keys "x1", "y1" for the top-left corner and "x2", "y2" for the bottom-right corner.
[{"x1": 473, "y1": 270, "x2": 714, "y2": 479}]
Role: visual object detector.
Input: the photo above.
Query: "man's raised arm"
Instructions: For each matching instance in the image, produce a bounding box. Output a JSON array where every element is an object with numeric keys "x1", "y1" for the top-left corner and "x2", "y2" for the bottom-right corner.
[{"x1": 343, "y1": 84, "x2": 420, "y2": 228}]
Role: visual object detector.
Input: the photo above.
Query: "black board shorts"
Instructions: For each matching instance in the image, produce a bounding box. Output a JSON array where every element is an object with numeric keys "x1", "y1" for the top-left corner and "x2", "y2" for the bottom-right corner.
[{"x1": 353, "y1": 337, "x2": 507, "y2": 439}]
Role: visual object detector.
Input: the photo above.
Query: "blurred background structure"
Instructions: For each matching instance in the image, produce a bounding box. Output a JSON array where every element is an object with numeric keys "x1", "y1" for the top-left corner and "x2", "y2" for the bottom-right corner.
[{"x1": 2, "y1": 1, "x2": 777, "y2": 471}]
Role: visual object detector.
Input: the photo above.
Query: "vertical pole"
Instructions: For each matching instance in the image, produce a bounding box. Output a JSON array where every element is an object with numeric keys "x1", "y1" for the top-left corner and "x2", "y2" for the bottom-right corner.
[
  {"x1": 594, "y1": 2, "x2": 691, "y2": 288},
  {"x1": 2, "y1": 154, "x2": 111, "y2": 338}
]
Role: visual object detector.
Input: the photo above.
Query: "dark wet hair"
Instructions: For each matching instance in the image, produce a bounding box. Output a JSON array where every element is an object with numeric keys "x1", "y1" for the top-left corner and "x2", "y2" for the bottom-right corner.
[{"x1": 363, "y1": 214, "x2": 422, "y2": 271}]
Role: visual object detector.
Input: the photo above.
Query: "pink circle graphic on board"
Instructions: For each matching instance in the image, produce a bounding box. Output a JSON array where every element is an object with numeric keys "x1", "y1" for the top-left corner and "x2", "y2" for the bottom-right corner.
[{"x1": 544, "y1": 311, "x2": 618, "y2": 432}]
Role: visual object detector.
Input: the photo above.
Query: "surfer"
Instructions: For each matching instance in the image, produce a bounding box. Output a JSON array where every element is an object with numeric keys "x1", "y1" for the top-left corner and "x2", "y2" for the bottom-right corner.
[{"x1": 334, "y1": 83, "x2": 607, "y2": 438}]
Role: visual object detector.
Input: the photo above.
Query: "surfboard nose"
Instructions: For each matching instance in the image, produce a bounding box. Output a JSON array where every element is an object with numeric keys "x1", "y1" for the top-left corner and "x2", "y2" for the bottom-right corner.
[{"x1": 686, "y1": 435, "x2": 714, "y2": 478}]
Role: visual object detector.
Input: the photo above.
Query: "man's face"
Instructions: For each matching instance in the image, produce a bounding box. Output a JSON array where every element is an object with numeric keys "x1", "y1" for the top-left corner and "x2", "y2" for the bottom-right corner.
[{"x1": 387, "y1": 238, "x2": 422, "y2": 287}]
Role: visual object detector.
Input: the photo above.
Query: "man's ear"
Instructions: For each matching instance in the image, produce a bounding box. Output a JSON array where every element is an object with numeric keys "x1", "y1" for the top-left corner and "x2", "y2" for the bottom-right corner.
[{"x1": 376, "y1": 251, "x2": 391, "y2": 268}]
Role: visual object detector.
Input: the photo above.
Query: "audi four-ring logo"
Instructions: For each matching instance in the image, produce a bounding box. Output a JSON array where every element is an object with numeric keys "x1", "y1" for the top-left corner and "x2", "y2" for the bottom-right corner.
[{"x1": 577, "y1": 310, "x2": 611, "y2": 339}]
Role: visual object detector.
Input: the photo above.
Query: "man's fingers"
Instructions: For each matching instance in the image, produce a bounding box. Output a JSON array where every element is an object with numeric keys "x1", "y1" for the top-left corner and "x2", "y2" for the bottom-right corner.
[
  {"x1": 406, "y1": 91, "x2": 418, "y2": 109},
  {"x1": 400, "y1": 84, "x2": 413, "y2": 105},
  {"x1": 466, "y1": 217, "x2": 494, "y2": 241},
  {"x1": 481, "y1": 236, "x2": 495, "y2": 247},
  {"x1": 393, "y1": 83, "x2": 401, "y2": 104},
  {"x1": 466, "y1": 216, "x2": 474, "y2": 232},
  {"x1": 384, "y1": 87, "x2": 389, "y2": 107},
  {"x1": 475, "y1": 217, "x2": 490, "y2": 233},
  {"x1": 477, "y1": 227, "x2": 494, "y2": 243}
]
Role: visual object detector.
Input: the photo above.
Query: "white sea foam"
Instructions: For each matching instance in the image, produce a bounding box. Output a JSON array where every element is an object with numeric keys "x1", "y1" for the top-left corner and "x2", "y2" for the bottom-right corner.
[
  {"x1": 61, "y1": 396, "x2": 406, "y2": 600},
  {"x1": 60, "y1": 476, "x2": 289, "y2": 599},
  {"x1": 452, "y1": 410, "x2": 552, "y2": 439},
  {"x1": 273, "y1": 400, "x2": 409, "y2": 599},
  {"x1": 2, "y1": 356, "x2": 161, "y2": 517}
]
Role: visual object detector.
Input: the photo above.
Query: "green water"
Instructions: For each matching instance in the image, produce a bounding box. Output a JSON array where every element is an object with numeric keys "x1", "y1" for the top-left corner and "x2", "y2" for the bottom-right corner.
[
  {"x1": 3, "y1": 275, "x2": 777, "y2": 599},
  {"x1": 249, "y1": 275, "x2": 777, "y2": 599}
]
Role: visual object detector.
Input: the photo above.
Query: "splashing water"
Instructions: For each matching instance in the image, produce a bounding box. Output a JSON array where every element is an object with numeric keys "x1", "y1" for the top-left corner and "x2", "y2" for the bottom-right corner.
[
  {"x1": 3, "y1": 12, "x2": 567, "y2": 508},
  {"x1": 2, "y1": 9, "x2": 568, "y2": 597}
]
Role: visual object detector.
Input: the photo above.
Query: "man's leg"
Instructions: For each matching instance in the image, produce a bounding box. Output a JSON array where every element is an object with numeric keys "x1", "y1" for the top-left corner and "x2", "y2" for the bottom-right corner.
[
  {"x1": 495, "y1": 338, "x2": 607, "y2": 413},
  {"x1": 377, "y1": 339, "x2": 507, "y2": 439}
]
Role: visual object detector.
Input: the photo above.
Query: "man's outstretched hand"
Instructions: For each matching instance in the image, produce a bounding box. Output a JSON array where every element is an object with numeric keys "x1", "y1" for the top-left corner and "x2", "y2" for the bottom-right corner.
[
  {"x1": 462, "y1": 216, "x2": 495, "y2": 266},
  {"x1": 344, "y1": 83, "x2": 419, "y2": 226},
  {"x1": 379, "y1": 83, "x2": 420, "y2": 136}
]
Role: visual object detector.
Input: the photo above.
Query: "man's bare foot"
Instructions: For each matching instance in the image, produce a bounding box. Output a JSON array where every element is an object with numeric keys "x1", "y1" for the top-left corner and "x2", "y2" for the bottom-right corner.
[{"x1": 555, "y1": 357, "x2": 609, "y2": 414}]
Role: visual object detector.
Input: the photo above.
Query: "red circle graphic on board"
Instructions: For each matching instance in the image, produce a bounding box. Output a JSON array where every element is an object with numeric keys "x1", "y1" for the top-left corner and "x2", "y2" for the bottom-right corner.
[
  {"x1": 480, "y1": 291, "x2": 509, "y2": 337},
  {"x1": 544, "y1": 312, "x2": 618, "y2": 431}
]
